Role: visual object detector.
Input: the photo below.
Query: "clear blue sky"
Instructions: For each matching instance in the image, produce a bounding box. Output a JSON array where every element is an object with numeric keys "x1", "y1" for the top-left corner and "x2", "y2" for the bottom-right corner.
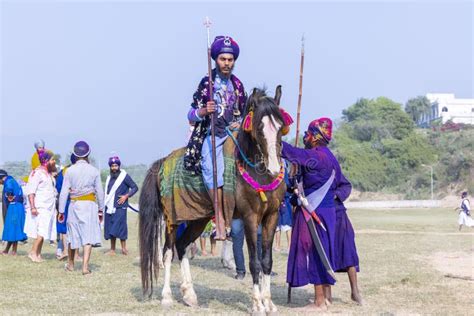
[{"x1": 1, "y1": 0, "x2": 472, "y2": 165}]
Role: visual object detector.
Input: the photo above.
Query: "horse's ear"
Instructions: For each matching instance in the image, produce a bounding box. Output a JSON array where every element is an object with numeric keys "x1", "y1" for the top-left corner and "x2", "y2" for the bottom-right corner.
[
  {"x1": 249, "y1": 88, "x2": 259, "y2": 109},
  {"x1": 251, "y1": 88, "x2": 258, "y2": 98},
  {"x1": 274, "y1": 85, "x2": 282, "y2": 106}
]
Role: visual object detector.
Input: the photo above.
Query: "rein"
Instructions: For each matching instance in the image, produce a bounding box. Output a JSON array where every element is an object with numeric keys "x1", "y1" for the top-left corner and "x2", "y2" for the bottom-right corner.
[{"x1": 225, "y1": 127, "x2": 257, "y2": 168}]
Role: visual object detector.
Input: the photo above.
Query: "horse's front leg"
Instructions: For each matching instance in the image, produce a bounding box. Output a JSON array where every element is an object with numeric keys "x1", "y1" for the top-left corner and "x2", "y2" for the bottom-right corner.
[
  {"x1": 261, "y1": 210, "x2": 279, "y2": 314},
  {"x1": 161, "y1": 227, "x2": 176, "y2": 308},
  {"x1": 176, "y1": 218, "x2": 210, "y2": 307},
  {"x1": 243, "y1": 216, "x2": 265, "y2": 316}
]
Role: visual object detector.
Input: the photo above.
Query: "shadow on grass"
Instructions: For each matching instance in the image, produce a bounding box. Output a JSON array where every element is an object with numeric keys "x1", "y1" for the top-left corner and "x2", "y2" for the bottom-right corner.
[
  {"x1": 39, "y1": 252, "x2": 58, "y2": 260},
  {"x1": 131, "y1": 256, "x2": 236, "y2": 277},
  {"x1": 130, "y1": 278, "x2": 318, "y2": 313},
  {"x1": 130, "y1": 281, "x2": 250, "y2": 312},
  {"x1": 190, "y1": 256, "x2": 237, "y2": 277}
]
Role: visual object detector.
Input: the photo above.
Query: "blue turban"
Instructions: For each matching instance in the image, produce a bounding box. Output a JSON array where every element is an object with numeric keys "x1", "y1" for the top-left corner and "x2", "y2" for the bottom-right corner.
[
  {"x1": 0, "y1": 169, "x2": 8, "y2": 178},
  {"x1": 34, "y1": 139, "x2": 45, "y2": 150},
  {"x1": 73, "y1": 141, "x2": 91, "y2": 158},
  {"x1": 108, "y1": 156, "x2": 121, "y2": 167}
]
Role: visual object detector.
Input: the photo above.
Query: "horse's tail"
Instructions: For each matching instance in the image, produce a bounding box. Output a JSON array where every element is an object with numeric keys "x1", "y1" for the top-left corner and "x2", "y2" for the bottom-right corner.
[{"x1": 139, "y1": 158, "x2": 164, "y2": 297}]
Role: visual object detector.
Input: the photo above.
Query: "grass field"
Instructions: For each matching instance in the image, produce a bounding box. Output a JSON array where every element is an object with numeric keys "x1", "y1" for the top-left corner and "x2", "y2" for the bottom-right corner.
[{"x1": 0, "y1": 208, "x2": 472, "y2": 315}]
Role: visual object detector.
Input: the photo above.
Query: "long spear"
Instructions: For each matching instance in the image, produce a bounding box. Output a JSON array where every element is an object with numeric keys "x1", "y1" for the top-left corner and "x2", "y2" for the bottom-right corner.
[
  {"x1": 289, "y1": 34, "x2": 306, "y2": 304},
  {"x1": 204, "y1": 17, "x2": 222, "y2": 238},
  {"x1": 294, "y1": 34, "x2": 305, "y2": 147}
]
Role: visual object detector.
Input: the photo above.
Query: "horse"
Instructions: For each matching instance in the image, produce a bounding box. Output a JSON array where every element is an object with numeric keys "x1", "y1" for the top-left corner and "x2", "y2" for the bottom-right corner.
[{"x1": 139, "y1": 86, "x2": 288, "y2": 315}]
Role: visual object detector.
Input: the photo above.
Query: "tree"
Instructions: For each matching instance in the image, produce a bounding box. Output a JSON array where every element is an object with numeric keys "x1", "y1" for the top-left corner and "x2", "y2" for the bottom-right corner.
[
  {"x1": 405, "y1": 96, "x2": 431, "y2": 124},
  {"x1": 342, "y1": 97, "x2": 414, "y2": 142},
  {"x1": 335, "y1": 96, "x2": 436, "y2": 194},
  {"x1": 0, "y1": 161, "x2": 30, "y2": 180}
]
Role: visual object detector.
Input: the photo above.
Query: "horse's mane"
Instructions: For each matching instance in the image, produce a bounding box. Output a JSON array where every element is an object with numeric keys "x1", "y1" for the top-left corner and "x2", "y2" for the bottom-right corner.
[{"x1": 236, "y1": 88, "x2": 284, "y2": 165}]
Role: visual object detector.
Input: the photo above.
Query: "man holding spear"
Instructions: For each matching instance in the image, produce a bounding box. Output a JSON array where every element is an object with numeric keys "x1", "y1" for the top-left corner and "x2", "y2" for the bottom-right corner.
[
  {"x1": 283, "y1": 118, "x2": 340, "y2": 312},
  {"x1": 285, "y1": 35, "x2": 340, "y2": 311},
  {"x1": 184, "y1": 22, "x2": 247, "y2": 240}
]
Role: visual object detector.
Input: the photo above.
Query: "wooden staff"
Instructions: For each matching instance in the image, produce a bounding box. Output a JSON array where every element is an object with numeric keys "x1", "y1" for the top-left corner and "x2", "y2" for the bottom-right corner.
[
  {"x1": 204, "y1": 17, "x2": 220, "y2": 232},
  {"x1": 294, "y1": 34, "x2": 305, "y2": 147},
  {"x1": 289, "y1": 35, "x2": 306, "y2": 303}
]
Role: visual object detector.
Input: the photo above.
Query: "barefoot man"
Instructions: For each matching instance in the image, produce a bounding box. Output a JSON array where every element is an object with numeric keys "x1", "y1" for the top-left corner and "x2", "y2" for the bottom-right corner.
[
  {"x1": 103, "y1": 156, "x2": 138, "y2": 255},
  {"x1": 25, "y1": 150, "x2": 57, "y2": 262},
  {"x1": 283, "y1": 118, "x2": 339, "y2": 312},
  {"x1": 58, "y1": 141, "x2": 104, "y2": 275}
]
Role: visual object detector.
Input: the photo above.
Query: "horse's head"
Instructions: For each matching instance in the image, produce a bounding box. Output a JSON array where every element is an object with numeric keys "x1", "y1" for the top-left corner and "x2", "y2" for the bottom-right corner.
[{"x1": 239, "y1": 86, "x2": 286, "y2": 175}]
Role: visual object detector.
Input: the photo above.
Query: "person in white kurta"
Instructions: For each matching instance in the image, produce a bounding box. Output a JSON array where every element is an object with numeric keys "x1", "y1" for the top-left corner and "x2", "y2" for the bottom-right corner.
[
  {"x1": 58, "y1": 141, "x2": 104, "y2": 275},
  {"x1": 458, "y1": 191, "x2": 473, "y2": 230},
  {"x1": 25, "y1": 150, "x2": 57, "y2": 263}
]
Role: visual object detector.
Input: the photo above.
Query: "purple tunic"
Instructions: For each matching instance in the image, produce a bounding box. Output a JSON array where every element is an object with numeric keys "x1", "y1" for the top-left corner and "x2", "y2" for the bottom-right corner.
[
  {"x1": 334, "y1": 174, "x2": 360, "y2": 272},
  {"x1": 282, "y1": 142, "x2": 342, "y2": 287}
]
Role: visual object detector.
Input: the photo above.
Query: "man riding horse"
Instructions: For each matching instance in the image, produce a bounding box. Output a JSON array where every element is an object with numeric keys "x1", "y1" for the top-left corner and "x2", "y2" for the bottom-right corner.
[{"x1": 184, "y1": 35, "x2": 246, "y2": 240}]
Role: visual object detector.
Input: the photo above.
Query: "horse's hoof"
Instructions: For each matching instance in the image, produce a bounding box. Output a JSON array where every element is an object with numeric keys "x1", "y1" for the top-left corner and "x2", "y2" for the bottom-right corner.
[
  {"x1": 266, "y1": 310, "x2": 278, "y2": 316},
  {"x1": 183, "y1": 295, "x2": 199, "y2": 308},
  {"x1": 252, "y1": 304, "x2": 266, "y2": 316},
  {"x1": 263, "y1": 300, "x2": 278, "y2": 314},
  {"x1": 161, "y1": 298, "x2": 174, "y2": 309}
]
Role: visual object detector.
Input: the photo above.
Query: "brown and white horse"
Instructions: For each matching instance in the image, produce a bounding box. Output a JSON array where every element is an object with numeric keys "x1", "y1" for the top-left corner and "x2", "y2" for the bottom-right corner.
[{"x1": 139, "y1": 86, "x2": 287, "y2": 315}]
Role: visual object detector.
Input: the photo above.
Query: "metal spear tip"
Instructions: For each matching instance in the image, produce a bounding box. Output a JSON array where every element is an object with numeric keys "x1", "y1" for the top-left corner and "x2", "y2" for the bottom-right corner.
[{"x1": 203, "y1": 16, "x2": 212, "y2": 28}]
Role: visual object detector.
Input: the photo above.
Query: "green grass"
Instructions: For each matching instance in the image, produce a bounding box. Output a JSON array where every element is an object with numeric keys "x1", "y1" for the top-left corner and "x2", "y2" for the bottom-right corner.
[{"x1": 0, "y1": 208, "x2": 472, "y2": 314}]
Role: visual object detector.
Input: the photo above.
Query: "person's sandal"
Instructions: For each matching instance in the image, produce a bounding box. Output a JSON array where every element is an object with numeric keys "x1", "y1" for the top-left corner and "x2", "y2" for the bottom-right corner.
[
  {"x1": 57, "y1": 254, "x2": 68, "y2": 261},
  {"x1": 82, "y1": 270, "x2": 92, "y2": 276},
  {"x1": 64, "y1": 263, "x2": 74, "y2": 272}
]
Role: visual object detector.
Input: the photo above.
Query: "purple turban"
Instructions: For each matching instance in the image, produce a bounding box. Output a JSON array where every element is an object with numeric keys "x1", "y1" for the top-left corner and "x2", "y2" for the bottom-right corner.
[
  {"x1": 38, "y1": 150, "x2": 54, "y2": 165},
  {"x1": 307, "y1": 117, "x2": 333, "y2": 143},
  {"x1": 211, "y1": 36, "x2": 240, "y2": 60},
  {"x1": 73, "y1": 141, "x2": 90, "y2": 158},
  {"x1": 108, "y1": 156, "x2": 121, "y2": 167}
]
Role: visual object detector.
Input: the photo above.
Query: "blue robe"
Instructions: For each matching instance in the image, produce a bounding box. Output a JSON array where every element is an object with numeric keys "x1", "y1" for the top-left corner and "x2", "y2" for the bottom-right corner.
[
  {"x1": 2, "y1": 176, "x2": 27, "y2": 242},
  {"x1": 278, "y1": 166, "x2": 293, "y2": 228},
  {"x1": 104, "y1": 172, "x2": 138, "y2": 240},
  {"x1": 56, "y1": 168, "x2": 71, "y2": 235}
]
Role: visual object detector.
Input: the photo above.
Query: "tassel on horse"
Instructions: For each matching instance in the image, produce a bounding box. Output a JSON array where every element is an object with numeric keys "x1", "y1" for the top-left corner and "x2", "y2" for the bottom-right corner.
[{"x1": 243, "y1": 111, "x2": 254, "y2": 132}]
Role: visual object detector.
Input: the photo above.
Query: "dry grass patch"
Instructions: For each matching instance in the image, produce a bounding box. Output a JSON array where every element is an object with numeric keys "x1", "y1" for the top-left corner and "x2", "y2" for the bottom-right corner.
[{"x1": 0, "y1": 208, "x2": 472, "y2": 314}]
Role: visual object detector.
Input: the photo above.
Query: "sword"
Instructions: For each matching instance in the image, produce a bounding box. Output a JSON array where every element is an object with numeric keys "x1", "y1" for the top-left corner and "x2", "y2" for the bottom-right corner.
[
  {"x1": 295, "y1": 179, "x2": 336, "y2": 280},
  {"x1": 295, "y1": 181, "x2": 326, "y2": 231},
  {"x1": 128, "y1": 204, "x2": 139, "y2": 213}
]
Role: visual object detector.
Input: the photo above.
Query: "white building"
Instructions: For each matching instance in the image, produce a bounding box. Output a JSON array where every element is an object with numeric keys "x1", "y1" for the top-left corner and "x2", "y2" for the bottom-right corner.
[{"x1": 419, "y1": 93, "x2": 474, "y2": 126}]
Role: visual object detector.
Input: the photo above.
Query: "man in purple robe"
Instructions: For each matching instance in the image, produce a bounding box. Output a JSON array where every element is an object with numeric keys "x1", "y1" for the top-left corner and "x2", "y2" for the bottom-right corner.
[
  {"x1": 332, "y1": 173, "x2": 363, "y2": 305},
  {"x1": 184, "y1": 35, "x2": 247, "y2": 240},
  {"x1": 282, "y1": 117, "x2": 340, "y2": 312}
]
